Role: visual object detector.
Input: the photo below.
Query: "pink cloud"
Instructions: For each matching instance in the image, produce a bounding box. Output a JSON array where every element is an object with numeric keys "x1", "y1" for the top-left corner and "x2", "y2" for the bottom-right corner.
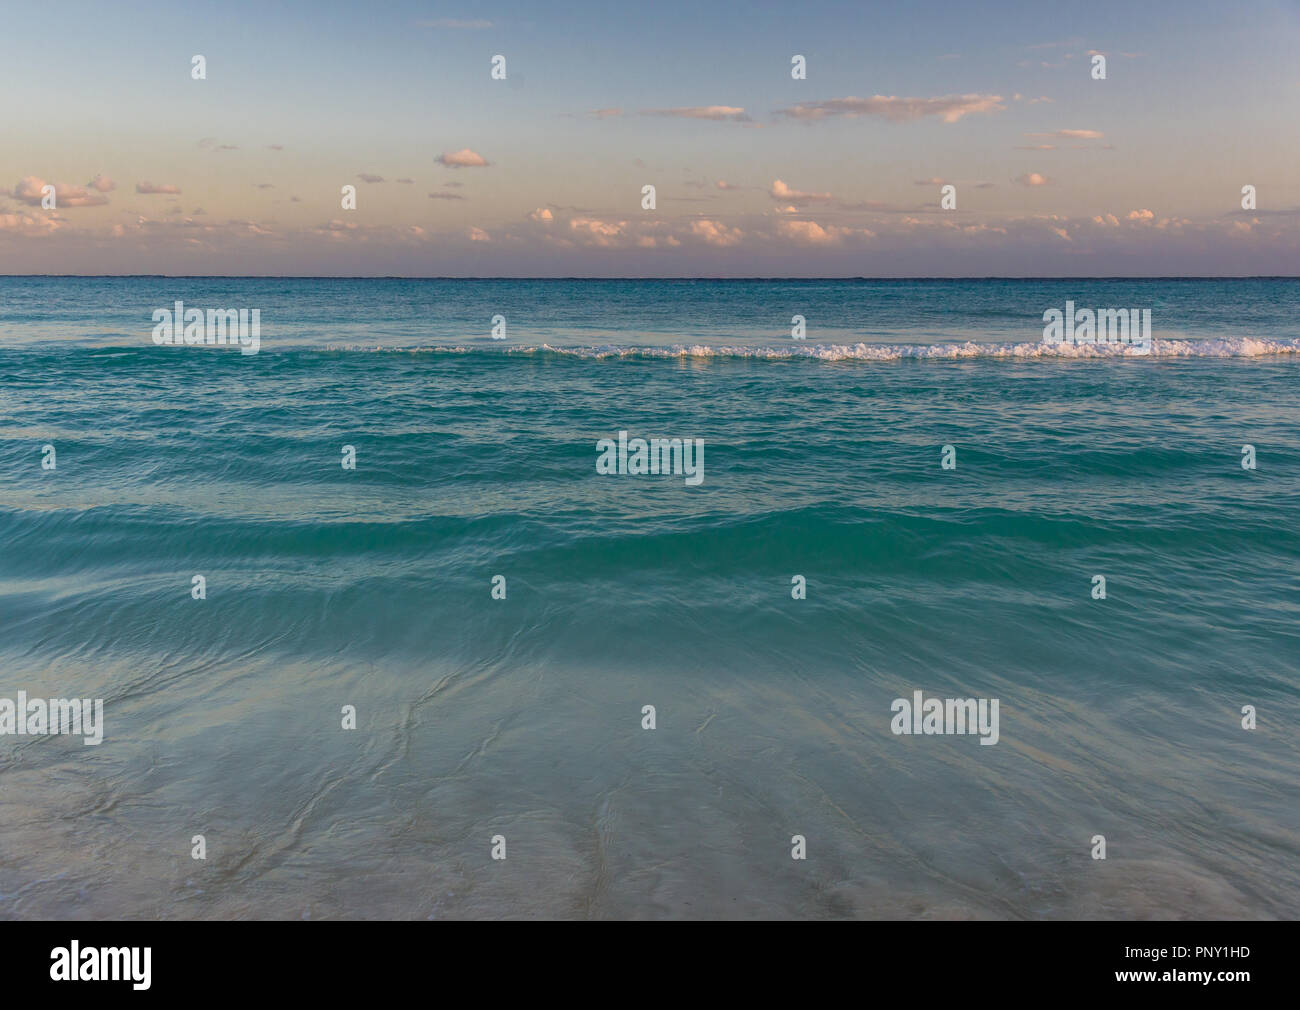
[
  {"x1": 640, "y1": 106, "x2": 750, "y2": 122},
  {"x1": 0, "y1": 211, "x2": 63, "y2": 235},
  {"x1": 778, "y1": 220, "x2": 838, "y2": 244},
  {"x1": 689, "y1": 219, "x2": 744, "y2": 247},
  {"x1": 436, "y1": 149, "x2": 490, "y2": 168},
  {"x1": 13, "y1": 176, "x2": 109, "y2": 207},
  {"x1": 776, "y1": 93, "x2": 1005, "y2": 124},
  {"x1": 1027, "y1": 129, "x2": 1103, "y2": 139},
  {"x1": 769, "y1": 179, "x2": 833, "y2": 206},
  {"x1": 569, "y1": 217, "x2": 627, "y2": 246}
]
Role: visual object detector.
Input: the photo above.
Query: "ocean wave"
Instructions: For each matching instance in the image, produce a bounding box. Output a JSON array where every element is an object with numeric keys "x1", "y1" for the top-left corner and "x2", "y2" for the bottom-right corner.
[{"x1": 316, "y1": 336, "x2": 1300, "y2": 360}]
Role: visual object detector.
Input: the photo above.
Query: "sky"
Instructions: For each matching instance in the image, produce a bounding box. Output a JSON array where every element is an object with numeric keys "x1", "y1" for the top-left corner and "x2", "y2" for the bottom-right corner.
[{"x1": 2, "y1": 0, "x2": 1298, "y2": 276}]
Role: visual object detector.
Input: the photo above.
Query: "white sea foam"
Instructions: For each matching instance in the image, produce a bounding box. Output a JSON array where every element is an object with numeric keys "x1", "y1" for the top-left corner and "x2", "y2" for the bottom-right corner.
[{"x1": 323, "y1": 336, "x2": 1300, "y2": 360}]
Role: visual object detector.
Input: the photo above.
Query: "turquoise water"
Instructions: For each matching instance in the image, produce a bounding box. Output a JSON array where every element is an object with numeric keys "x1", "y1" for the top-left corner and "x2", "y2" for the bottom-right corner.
[{"x1": 0, "y1": 278, "x2": 1297, "y2": 919}]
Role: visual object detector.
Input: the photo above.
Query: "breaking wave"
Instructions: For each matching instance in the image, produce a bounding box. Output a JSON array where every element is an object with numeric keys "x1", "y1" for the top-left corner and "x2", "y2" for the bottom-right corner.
[{"x1": 319, "y1": 336, "x2": 1300, "y2": 360}]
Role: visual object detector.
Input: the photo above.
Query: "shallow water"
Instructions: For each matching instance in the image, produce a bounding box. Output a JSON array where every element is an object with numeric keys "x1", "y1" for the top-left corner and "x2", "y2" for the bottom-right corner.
[{"x1": 0, "y1": 278, "x2": 1297, "y2": 918}]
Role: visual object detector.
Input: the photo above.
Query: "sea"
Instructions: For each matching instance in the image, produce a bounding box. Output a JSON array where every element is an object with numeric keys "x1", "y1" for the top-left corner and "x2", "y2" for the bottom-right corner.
[{"x1": 0, "y1": 276, "x2": 1296, "y2": 919}]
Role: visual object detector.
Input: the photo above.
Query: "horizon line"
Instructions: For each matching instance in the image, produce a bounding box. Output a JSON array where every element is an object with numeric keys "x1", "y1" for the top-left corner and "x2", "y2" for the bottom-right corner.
[{"x1": 3, "y1": 275, "x2": 1299, "y2": 282}]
